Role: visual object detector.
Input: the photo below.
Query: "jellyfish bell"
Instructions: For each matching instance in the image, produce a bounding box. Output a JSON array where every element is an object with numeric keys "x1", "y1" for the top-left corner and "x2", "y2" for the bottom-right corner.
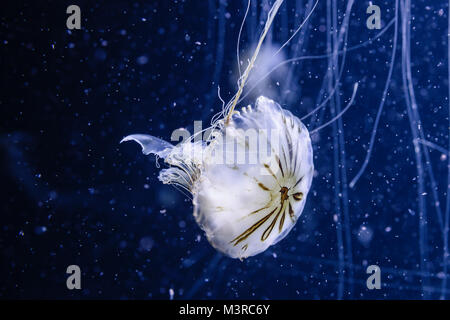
[
  {"x1": 121, "y1": 96, "x2": 314, "y2": 259},
  {"x1": 193, "y1": 97, "x2": 314, "y2": 258}
]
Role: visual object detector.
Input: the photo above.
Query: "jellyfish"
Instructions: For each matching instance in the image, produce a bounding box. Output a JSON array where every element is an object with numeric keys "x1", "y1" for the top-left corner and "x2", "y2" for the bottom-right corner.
[
  {"x1": 121, "y1": 0, "x2": 316, "y2": 259},
  {"x1": 120, "y1": 0, "x2": 358, "y2": 259},
  {"x1": 122, "y1": 95, "x2": 314, "y2": 259}
]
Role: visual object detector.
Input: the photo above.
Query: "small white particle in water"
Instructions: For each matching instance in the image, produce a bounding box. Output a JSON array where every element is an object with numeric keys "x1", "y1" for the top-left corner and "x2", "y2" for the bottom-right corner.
[
  {"x1": 160, "y1": 209, "x2": 166, "y2": 214},
  {"x1": 357, "y1": 225, "x2": 373, "y2": 247},
  {"x1": 35, "y1": 226, "x2": 47, "y2": 235},
  {"x1": 169, "y1": 288, "x2": 174, "y2": 300},
  {"x1": 385, "y1": 226, "x2": 392, "y2": 232},
  {"x1": 139, "y1": 237, "x2": 154, "y2": 252},
  {"x1": 137, "y1": 55, "x2": 149, "y2": 65}
]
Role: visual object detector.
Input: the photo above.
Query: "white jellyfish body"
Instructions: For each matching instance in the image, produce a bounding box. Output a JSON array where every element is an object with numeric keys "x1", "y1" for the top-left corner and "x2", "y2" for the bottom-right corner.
[{"x1": 122, "y1": 96, "x2": 314, "y2": 259}]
